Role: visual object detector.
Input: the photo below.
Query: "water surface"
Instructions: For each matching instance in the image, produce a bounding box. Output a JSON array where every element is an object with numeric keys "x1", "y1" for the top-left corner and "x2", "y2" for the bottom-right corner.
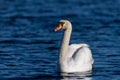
[{"x1": 0, "y1": 0, "x2": 120, "y2": 79}]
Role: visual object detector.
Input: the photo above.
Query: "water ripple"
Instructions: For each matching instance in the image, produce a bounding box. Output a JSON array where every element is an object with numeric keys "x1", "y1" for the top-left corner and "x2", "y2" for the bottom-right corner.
[{"x1": 0, "y1": 0, "x2": 120, "y2": 80}]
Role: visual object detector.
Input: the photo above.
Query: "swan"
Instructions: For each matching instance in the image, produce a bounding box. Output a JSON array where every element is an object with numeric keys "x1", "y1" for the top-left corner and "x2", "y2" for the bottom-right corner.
[{"x1": 54, "y1": 20, "x2": 94, "y2": 73}]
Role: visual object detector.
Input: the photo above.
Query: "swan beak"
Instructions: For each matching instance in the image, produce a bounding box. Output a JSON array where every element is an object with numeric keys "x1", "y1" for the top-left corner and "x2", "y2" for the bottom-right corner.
[{"x1": 54, "y1": 24, "x2": 62, "y2": 32}]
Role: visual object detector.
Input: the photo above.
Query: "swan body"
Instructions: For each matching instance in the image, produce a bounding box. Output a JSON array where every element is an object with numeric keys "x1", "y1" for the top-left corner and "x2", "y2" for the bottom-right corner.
[
  {"x1": 62, "y1": 44, "x2": 93, "y2": 72},
  {"x1": 55, "y1": 20, "x2": 94, "y2": 73}
]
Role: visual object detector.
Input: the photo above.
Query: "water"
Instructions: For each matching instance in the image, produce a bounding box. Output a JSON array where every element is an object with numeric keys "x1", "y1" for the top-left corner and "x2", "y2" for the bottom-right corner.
[{"x1": 0, "y1": 0, "x2": 120, "y2": 79}]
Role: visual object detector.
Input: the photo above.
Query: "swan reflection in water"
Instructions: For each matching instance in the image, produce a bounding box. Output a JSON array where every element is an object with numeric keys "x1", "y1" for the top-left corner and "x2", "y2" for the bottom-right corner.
[{"x1": 60, "y1": 71, "x2": 92, "y2": 80}]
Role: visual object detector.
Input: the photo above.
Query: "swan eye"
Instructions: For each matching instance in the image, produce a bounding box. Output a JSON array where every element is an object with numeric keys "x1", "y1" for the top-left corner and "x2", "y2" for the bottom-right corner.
[
  {"x1": 54, "y1": 22, "x2": 63, "y2": 31},
  {"x1": 54, "y1": 22, "x2": 65, "y2": 31},
  {"x1": 59, "y1": 22, "x2": 65, "y2": 27}
]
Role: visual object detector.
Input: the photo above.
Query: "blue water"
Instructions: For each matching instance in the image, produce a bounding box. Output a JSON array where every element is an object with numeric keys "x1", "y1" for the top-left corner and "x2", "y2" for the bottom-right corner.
[{"x1": 0, "y1": 0, "x2": 120, "y2": 79}]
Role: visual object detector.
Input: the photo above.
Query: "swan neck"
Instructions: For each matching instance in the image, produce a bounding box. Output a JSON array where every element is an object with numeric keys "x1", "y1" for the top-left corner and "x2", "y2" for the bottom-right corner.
[{"x1": 59, "y1": 25, "x2": 72, "y2": 62}]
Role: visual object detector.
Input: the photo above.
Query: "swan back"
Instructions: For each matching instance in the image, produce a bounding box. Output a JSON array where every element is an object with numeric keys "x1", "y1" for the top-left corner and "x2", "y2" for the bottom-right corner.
[
  {"x1": 68, "y1": 44, "x2": 89, "y2": 58},
  {"x1": 65, "y1": 44, "x2": 94, "y2": 72}
]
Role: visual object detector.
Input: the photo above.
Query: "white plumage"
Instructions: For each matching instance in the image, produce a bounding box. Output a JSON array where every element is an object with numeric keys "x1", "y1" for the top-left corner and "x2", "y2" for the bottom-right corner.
[
  {"x1": 62, "y1": 44, "x2": 94, "y2": 72},
  {"x1": 55, "y1": 20, "x2": 94, "y2": 73}
]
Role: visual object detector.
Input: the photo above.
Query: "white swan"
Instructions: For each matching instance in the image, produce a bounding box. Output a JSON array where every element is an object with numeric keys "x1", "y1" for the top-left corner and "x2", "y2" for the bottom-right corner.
[{"x1": 55, "y1": 20, "x2": 94, "y2": 73}]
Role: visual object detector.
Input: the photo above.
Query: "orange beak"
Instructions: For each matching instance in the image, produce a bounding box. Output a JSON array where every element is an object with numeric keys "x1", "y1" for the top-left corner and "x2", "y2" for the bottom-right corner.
[{"x1": 54, "y1": 23, "x2": 62, "y2": 32}]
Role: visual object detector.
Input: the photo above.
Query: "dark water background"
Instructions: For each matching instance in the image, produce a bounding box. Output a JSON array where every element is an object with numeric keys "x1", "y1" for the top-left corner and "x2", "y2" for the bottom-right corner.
[{"x1": 0, "y1": 0, "x2": 120, "y2": 80}]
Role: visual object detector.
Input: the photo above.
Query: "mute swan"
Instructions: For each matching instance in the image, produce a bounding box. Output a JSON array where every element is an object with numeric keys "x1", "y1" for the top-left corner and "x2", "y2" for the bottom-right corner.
[{"x1": 54, "y1": 20, "x2": 94, "y2": 73}]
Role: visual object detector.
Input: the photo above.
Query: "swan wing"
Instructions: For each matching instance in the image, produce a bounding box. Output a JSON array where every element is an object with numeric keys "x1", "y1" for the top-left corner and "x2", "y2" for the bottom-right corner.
[{"x1": 68, "y1": 44, "x2": 94, "y2": 65}]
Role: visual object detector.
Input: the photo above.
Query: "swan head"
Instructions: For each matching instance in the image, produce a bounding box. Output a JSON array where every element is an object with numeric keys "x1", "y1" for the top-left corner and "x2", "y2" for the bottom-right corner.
[{"x1": 55, "y1": 20, "x2": 72, "y2": 31}]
